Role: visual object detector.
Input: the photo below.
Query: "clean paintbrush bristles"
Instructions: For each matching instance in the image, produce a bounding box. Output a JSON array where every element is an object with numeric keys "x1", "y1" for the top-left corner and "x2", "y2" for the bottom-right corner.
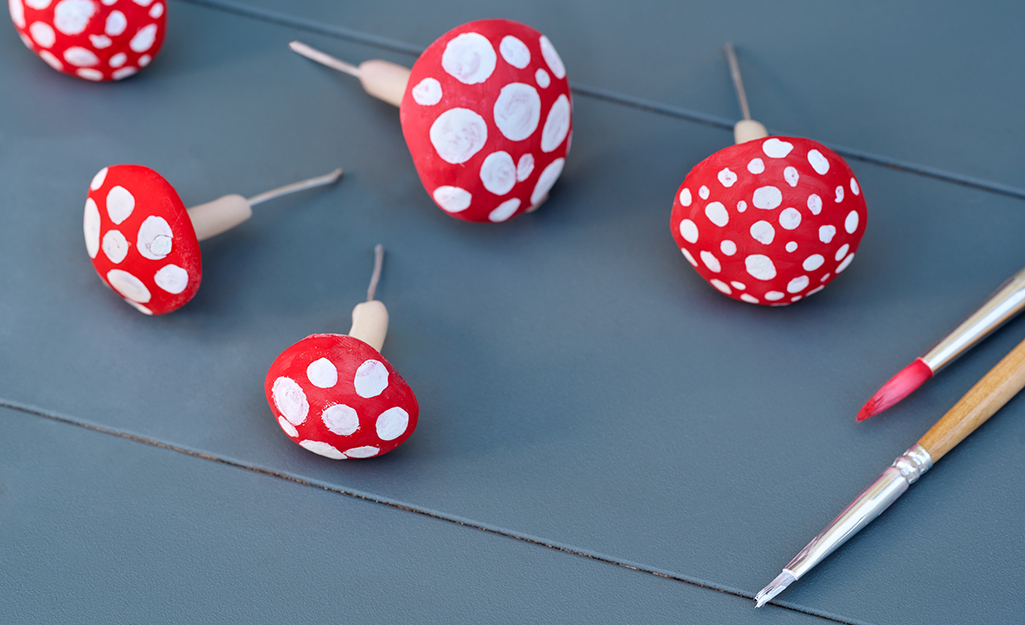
[{"x1": 857, "y1": 358, "x2": 933, "y2": 421}]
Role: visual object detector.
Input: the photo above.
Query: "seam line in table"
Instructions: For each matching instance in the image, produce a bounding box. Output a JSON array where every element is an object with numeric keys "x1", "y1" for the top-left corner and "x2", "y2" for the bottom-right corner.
[
  {"x1": 1, "y1": 397, "x2": 874, "y2": 625},
  {"x1": 175, "y1": 0, "x2": 1025, "y2": 202}
]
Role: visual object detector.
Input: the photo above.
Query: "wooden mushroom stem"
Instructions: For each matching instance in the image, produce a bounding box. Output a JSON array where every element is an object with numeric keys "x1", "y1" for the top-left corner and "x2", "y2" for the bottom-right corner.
[
  {"x1": 723, "y1": 42, "x2": 769, "y2": 144},
  {"x1": 186, "y1": 169, "x2": 343, "y2": 241},
  {"x1": 290, "y1": 41, "x2": 411, "y2": 108},
  {"x1": 349, "y1": 244, "x2": 390, "y2": 352}
]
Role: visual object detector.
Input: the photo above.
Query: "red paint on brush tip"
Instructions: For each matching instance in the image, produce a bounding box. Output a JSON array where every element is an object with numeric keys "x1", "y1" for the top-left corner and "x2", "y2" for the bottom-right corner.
[{"x1": 857, "y1": 358, "x2": 934, "y2": 421}]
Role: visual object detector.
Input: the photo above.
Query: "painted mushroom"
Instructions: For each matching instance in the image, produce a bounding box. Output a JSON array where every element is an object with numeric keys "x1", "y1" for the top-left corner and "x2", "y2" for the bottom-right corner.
[
  {"x1": 266, "y1": 246, "x2": 419, "y2": 460},
  {"x1": 290, "y1": 18, "x2": 572, "y2": 223},
  {"x1": 84, "y1": 164, "x2": 342, "y2": 314},
  {"x1": 10, "y1": 0, "x2": 167, "y2": 81},
  {"x1": 669, "y1": 44, "x2": 866, "y2": 305}
]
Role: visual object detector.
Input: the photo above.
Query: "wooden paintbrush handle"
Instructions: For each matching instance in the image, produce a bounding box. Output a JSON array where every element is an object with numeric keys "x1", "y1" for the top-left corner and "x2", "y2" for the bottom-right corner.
[{"x1": 918, "y1": 335, "x2": 1025, "y2": 461}]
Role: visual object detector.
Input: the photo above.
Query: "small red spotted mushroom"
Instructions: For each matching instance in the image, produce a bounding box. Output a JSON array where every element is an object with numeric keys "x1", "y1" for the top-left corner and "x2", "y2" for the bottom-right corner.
[
  {"x1": 265, "y1": 245, "x2": 419, "y2": 460},
  {"x1": 9, "y1": 0, "x2": 166, "y2": 81},
  {"x1": 669, "y1": 44, "x2": 866, "y2": 306},
  {"x1": 290, "y1": 18, "x2": 572, "y2": 224},
  {"x1": 84, "y1": 164, "x2": 343, "y2": 314}
]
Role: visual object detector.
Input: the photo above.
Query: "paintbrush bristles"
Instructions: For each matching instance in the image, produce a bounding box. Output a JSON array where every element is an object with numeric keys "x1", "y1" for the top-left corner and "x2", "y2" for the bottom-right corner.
[{"x1": 857, "y1": 358, "x2": 933, "y2": 420}]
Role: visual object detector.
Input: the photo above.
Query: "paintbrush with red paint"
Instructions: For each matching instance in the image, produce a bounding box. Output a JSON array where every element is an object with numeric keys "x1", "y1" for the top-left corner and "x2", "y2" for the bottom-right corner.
[{"x1": 857, "y1": 266, "x2": 1025, "y2": 420}]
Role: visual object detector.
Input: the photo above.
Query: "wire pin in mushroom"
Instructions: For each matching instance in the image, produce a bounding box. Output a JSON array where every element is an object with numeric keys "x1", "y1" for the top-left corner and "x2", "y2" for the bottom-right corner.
[
  {"x1": 290, "y1": 19, "x2": 572, "y2": 224},
  {"x1": 669, "y1": 44, "x2": 867, "y2": 306},
  {"x1": 265, "y1": 245, "x2": 419, "y2": 460},
  {"x1": 9, "y1": 0, "x2": 166, "y2": 81},
  {"x1": 84, "y1": 164, "x2": 343, "y2": 315}
]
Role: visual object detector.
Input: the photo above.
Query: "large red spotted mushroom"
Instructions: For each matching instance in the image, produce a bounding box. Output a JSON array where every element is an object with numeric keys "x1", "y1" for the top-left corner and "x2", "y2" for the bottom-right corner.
[
  {"x1": 84, "y1": 164, "x2": 343, "y2": 314},
  {"x1": 290, "y1": 19, "x2": 572, "y2": 223},
  {"x1": 9, "y1": 0, "x2": 166, "y2": 81},
  {"x1": 669, "y1": 44, "x2": 866, "y2": 306},
  {"x1": 266, "y1": 246, "x2": 419, "y2": 460}
]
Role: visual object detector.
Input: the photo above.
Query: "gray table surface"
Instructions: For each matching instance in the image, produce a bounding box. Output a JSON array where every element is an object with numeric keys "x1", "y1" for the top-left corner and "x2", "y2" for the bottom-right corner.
[{"x1": 2, "y1": 1, "x2": 1023, "y2": 624}]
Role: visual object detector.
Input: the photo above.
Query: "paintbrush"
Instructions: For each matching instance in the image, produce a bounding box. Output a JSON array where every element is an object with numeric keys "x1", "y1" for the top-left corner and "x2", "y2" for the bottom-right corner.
[
  {"x1": 857, "y1": 266, "x2": 1025, "y2": 420},
  {"x1": 755, "y1": 332, "x2": 1025, "y2": 607}
]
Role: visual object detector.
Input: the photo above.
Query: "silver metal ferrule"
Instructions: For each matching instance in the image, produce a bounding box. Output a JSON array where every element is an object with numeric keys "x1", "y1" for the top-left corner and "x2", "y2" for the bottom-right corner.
[
  {"x1": 782, "y1": 445, "x2": 933, "y2": 580},
  {"x1": 921, "y1": 267, "x2": 1025, "y2": 372}
]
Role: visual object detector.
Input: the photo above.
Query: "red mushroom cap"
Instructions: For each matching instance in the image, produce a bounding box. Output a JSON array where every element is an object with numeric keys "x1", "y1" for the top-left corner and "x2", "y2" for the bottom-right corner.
[
  {"x1": 84, "y1": 164, "x2": 202, "y2": 315},
  {"x1": 9, "y1": 0, "x2": 166, "y2": 82},
  {"x1": 265, "y1": 334, "x2": 419, "y2": 460},
  {"x1": 670, "y1": 137, "x2": 866, "y2": 305},
  {"x1": 399, "y1": 19, "x2": 572, "y2": 223}
]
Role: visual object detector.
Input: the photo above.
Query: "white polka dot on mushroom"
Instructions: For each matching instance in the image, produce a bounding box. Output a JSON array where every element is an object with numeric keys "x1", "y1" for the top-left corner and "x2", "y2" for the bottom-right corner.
[
  {"x1": 710, "y1": 279, "x2": 731, "y2": 294},
  {"x1": 741, "y1": 294, "x2": 759, "y2": 304},
  {"x1": 489, "y1": 198, "x2": 521, "y2": 223},
  {"x1": 806, "y1": 285, "x2": 825, "y2": 297},
  {"x1": 750, "y1": 220, "x2": 775, "y2": 245},
  {"x1": 138, "y1": 55, "x2": 152, "y2": 67},
  {"x1": 718, "y1": 168, "x2": 737, "y2": 187},
  {"x1": 698, "y1": 186, "x2": 709, "y2": 200},
  {"x1": 779, "y1": 207, "x2": 801, "y2": 230},
  {"x1": 154, "y1": 264, "x2": 188, "y2": 294},
  {"x1": 700, "y1": 251, "x2": 721, "y2": 272},
  {"x1": 493, "y1": 83, "x2": 542, "y2": 142},
  {"x1": 442, "y1": 32, "x2": 496, "y2": 84},
  {"x1": 851, "y1": 178, "x2": 860, "y2": 195},
  {"x1": 834, "y1": 243, "x2": 850, "y2": 262},
  {"x1": 84, "y1": 199, "x2": 101, "y2": 258},
  {"x1": 39, "y1": 50, "x2": 62, "y2": 70},
  {"x1": 745, "y1": 255, "x2": 777, "y2": 280},
  {"x1": 102, "y1": 230, "x2": 129, "y2": 264},
  {"x1": 787, "y1": 276, "x2": 810, "y2": 293},
  {"x1": 820, "y1": 273, "x2": 831, "y2": 282},
  {"x1": 106, "y1": 186, "x2": 134, "y2": 224},
  {"x1": 762, "y1": 138, "x2": 794, "y2": 158},
  {"x1": 29, "y1": 22, "x2": 55, "y2": 47},
  {"x1": 819, "y1": 225, "x2": 836, "y2": 243},
  {"x1": 679, "y1": 188, "x2": 692, "y2": 207},
  {"x1": 530, "y1": 158, "x2": 564, "y2": 206},
  {"x1": 705, "y1": 202, "x2": 728, "y2": 227},
  {"x1": 112, "y1": 67, "x2": 137, "y2": 81},
  {"x1": 137, "y1": 216, "x2": 173, "y2": 260},
  {"x1": 499, "y1": 35, "x2": 530, "y2": 68},
  {"x1": 89, "y1": 34, "x2": 111, "y2": 49},
  {"x1": 277, "y1": 416, "x2": 298, "y2": 438},
  {"x1": 10, "y1": 0, "x2": 25, "y2": 28},
  {"x1": 126, "y1": 301, "x2": 152, "y2": 315},
  {"x1": 535, "y1": 68, "x2": 550, "y2": 88},
  {"x1": 845, "y1": 210, "x2": 859, "y2": 233},
  {"x1": 272, "y1": 377, "x2": 309, "y2": 426},
  {"x1": 64, "y1": 46, "x2": 98, "y2": 67},
  {"x1": 108, "y1": 52, "x2": 127, "y2": 68},
  {"x1": 730, "y1": 281, "x2": 746, "y2": 290},
  {"x1": 344, "y1": 446, "x2": 380, "y2": 459},
  {"x1": 747, "y1": 158, "x2": 765, "y2": 174},
  {"x1": 376, "y1": 407, "x2": 409, "y2": 441},
  {"x1": 430, "y1": 108, "x2": 488, "y2": 164},
  {"x1": 322, "y1": 404, "x2": 359, "y2": 436},
  {"x1": 516, "y1": 153, "x2": 535, "y2": 182},
  {"x1": 299, "y1": 440, "x2": 345, "y2": 460},
  {"x1": 720, "y1": 240, "x2": 737, "y2": 256},
  {"x1": 411, "y1": 78, "x2": 443, "y2": 105},
  {"x1": 538, "y1": 35, "x2": 565, "y2": 79},
  {"x1": 764, "y1": 291, "x2": 784, "y2": 301},
  {"x1": 306, "y1": 358, "x2": 338, "y2": 389},
  {"x1": 132, "y1": 0, "x2": 154, "y2": 6},
  {"x1": 54, "y1": 0, "x2": 95, "y2": 35},
  {"x1": 107, "y1": 269, "x2": 150, "y2": 304},
  {"x1": 105, "y1": 9, "x2": 126, "y2": 36},
  {"x1": 76, "y1": 68, "x2": 103, "y2": 81},
  {"x1": 803, "y1": 254, "x2": 825, "y2": 271},
  {"x1": 540, "y1": 94, "x2": 570, "y2": 152},
  {"x1": 807, "y1": 194, "x2": 822, "y2": 215},
  {"x1": 354, "y1": 359, "x2": 389, "y2": 398},
  {"x1": 149, "y1": 2, "x2": 163, "y2": 18},
  {"x1": 837, "y1": 253, "x2": 855, "y2": 273},
  {"x1": 784, "y1": 167, "x2": 799, "y2": 187},
  {"x1": 835, "y1": 186, "x2": 844, "y2": 202},
  {"x1": 432, "y1": 186, "x2": 472, "y2": 213},
  {"x1": 785, "y1": 241, "x2": 797, "y2": 253},
  {"x1": 752, "y1": 186, "x2": 782, "y2": 210},
  {"x1": 808, "y1": 149, "x2": 830, "y2": 175},
  {"x1": 479, "y1": 151, "x2": 517, "y2": 196},
  {"x1": 679, "y1": 219, "x2": 698, "y2": 244},
  {"x1": 681, "y1": 247, "x2": 698, "y2": 267},
  {"x1": 737, "y1": 200, "x2": 747, "y2": 213}
]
